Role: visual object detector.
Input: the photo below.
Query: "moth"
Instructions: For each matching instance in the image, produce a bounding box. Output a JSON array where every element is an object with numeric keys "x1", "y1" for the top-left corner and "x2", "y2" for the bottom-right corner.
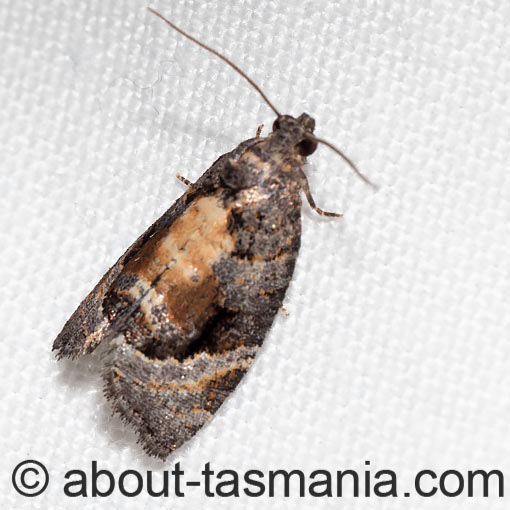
[{"x1": 53, "y1": 8, "x2": 374, "y2": 459}]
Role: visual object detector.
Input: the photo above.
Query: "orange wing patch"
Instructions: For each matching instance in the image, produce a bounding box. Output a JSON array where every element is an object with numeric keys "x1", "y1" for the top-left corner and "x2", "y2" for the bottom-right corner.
[{"x1": 124, "y1": 194, "x2": 235, "y2": 335}]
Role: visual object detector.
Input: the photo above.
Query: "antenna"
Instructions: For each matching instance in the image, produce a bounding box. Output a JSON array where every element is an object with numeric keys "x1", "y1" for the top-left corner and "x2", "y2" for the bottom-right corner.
[
  {"x1": 306, "y1": 134, "x2": 377, "y2": 189},
  {"x1": 148, "y1": 8, "x2": 376, "y2": 189},
  {"x1": 148, "y1": 8, "x2": 281, "y2": 117}
]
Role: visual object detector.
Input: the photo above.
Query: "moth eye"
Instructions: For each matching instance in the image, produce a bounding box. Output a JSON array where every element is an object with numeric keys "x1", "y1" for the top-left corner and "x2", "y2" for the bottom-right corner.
[
  {"x1": 295, "y1": 138, "x2": 317, "y2": 157},
  {"x1": 272, "y1": 119, "x2": 281, "y2": 131}
]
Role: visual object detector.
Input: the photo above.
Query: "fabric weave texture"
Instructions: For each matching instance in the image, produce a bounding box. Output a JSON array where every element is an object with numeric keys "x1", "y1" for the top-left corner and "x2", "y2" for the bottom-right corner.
[{"x1": 1, "y1": 1, "x2": 509, "y2": 508}]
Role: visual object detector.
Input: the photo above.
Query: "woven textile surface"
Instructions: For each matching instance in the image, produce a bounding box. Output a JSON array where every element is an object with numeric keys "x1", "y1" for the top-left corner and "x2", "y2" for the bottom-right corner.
[{"x1": 1, "y1": 0, "x2": 509, "y2": 508}]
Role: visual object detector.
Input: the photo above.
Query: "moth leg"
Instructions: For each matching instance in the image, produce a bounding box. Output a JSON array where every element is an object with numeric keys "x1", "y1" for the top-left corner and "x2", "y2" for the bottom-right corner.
[
  {"x1": 176, "y1": 174, "x2": 192, "y2": 187},
  {"x1": 298, "y1": 168, "x2": 343, "y2": 218},
  {"x1": 280, "y1": 304, "x2": 289, "y2": 316},
  {"x1": 255, "y1": 124, "x2": 263, "y2": 137}
]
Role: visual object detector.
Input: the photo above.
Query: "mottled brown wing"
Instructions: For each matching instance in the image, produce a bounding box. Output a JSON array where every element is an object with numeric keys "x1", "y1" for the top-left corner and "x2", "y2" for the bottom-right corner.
[
  {"x1": 54, "y1": 134, "x2": 302, "y2": 459},
  {"x1": 52, "y1": 142, "x2": 256, "y2": 360},
  {"x1": 103, "y1": 339, "x2": 259, "y2": 459},
  {"x1": 52, "y1": 204, "x2": 183, "y2": 359},
  {"x1": 101, "y1": 209, "x2": 301, "y2": 459}
]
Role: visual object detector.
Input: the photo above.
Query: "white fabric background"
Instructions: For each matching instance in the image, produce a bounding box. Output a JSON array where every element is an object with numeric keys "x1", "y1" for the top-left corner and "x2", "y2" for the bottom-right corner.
[{"x1": 1, "y1": 0, "x2": 509, "y2": 508}]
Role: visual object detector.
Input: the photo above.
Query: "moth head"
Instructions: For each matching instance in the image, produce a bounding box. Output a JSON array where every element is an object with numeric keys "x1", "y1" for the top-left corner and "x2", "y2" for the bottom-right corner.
[{"x1": 271, "y1": 113, "x2": 318, "y2": 157}]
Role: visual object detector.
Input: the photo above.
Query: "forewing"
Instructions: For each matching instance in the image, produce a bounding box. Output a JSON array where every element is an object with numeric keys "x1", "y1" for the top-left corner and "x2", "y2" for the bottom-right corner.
[
  {"x1": 101, "y1": 250, "x2": 298, "y2": 459},
  {"x1": 52, "y1": 194, "x2": 190, "y2": 359},
  {"x1": 103, "y1": 340, "x2": 258, "y2": 459},
  {"x1": 53, "y1": 139, "x2": 257, "y2": 359},
  {"x1": 52, "y1": 140, "x2": 258, "y2": 360}
]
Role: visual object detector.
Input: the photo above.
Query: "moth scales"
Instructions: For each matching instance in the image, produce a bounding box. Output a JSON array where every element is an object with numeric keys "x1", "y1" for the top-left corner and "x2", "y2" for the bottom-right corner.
[{"x1": 53, "y1": 8, "x2": 375, "y2": 459}]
